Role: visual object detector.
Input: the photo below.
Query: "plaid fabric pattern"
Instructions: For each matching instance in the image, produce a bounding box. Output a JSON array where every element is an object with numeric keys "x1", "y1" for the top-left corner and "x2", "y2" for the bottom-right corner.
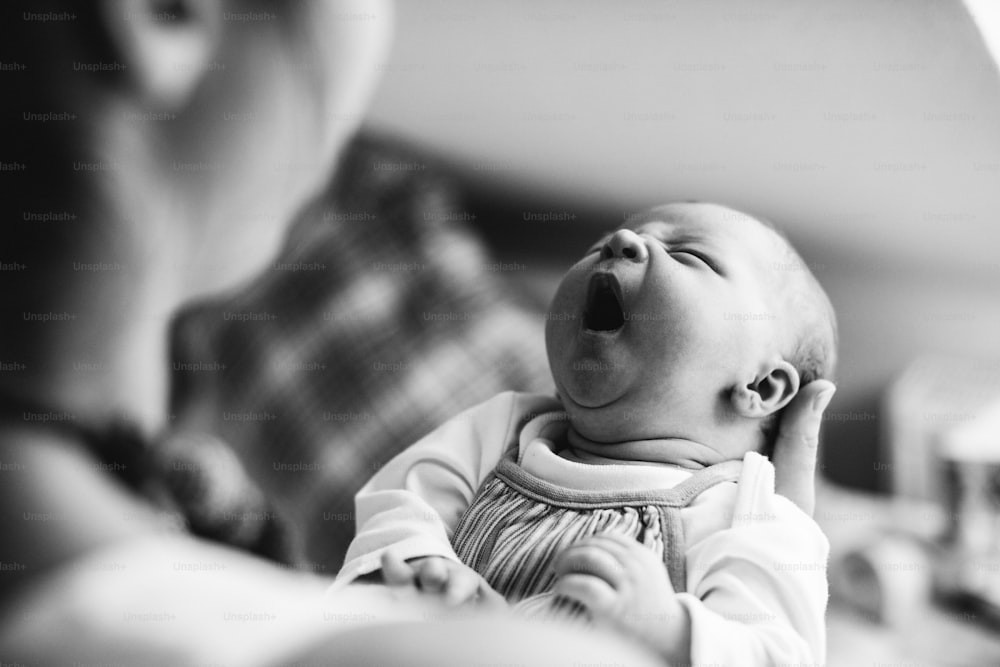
[{"x1": 170, "y1": 134, "x2": 553, "y2": 572}]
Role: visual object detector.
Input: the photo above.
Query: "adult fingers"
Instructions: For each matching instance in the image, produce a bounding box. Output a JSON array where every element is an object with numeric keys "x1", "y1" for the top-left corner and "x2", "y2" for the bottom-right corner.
[{"x1": 772, "y1": 379, "x2": 836, "y2": 517}]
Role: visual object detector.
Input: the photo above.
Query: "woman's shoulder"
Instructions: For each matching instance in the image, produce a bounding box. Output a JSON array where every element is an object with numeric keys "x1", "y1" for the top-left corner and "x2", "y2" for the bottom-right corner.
[{"x1": 0, "y1": 426, "x2": 162, "y2": 598}]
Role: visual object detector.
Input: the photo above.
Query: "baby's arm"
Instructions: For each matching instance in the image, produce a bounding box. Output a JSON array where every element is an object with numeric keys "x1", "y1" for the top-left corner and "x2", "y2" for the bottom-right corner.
[
  {"x1": 552, "y1": 457, "x2": 827, "y2": 665},
  {"x1": 675, "y1": 460, "x2": 828, "y2": 665},
  {"x1": 551, "y1": 533, "x2": 691, "y2": 663},
  {"x1": 335, "y1": 392, "x2": 560, "y2": 592}
]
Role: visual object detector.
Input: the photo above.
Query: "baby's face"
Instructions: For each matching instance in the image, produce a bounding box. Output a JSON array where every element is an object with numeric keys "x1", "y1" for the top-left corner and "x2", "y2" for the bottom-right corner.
[{"x1": 545, "y1": 203, "x2": 793, "y2": 450}]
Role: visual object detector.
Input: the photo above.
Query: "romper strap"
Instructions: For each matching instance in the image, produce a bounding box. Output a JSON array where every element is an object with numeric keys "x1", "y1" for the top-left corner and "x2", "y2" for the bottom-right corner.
[
  {"x1": 494, "y1": 456, "x2": 743, "y2": 510},
  {"x1": 492, "y1": 452, "x2": 745, "y2": 595},
  {"x1": 658, "y1": 460, "x2": 743, "y2": 594},
  {"x1": 663, "y1": 459, "x2": 743, "y2": 508}
]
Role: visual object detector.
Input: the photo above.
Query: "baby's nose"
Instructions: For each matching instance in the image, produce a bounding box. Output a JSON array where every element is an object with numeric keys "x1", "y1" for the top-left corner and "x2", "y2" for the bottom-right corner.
[{"x1": 601, "y1": 229, "x2": 648, "y2": 263}]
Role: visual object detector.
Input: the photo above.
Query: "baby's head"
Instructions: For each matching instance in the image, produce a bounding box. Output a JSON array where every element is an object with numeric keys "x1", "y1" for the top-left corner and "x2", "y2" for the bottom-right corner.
[{"x1": 545, "y1": 202, "x2": 836, "y2": 466}]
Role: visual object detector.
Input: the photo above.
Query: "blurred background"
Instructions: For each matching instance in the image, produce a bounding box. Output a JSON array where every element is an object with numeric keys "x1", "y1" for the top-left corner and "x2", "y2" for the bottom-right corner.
[{"x1": 171, "y1": 1, "x2": 1000, "y2": 664}]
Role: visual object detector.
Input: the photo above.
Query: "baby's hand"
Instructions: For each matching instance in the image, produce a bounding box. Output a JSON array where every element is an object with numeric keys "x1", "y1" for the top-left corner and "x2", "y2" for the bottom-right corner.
[
  {"x1": 380, "y1": 549, "x2": 506, "y2": 609},
  {"x1": 551, "y1": 533, "x2": 689, "y2": 661}
]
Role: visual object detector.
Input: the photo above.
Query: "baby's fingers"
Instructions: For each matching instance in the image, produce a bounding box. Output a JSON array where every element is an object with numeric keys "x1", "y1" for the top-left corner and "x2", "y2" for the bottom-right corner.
[
  {"x1": 585, "y1": 534, "x2": 672, "y2": 587},
  {"x1": 474, "y1": 582, "x2": 508, "y2": 611},
  {"x1": 443, "y1": 568, "x2": 480, "y2": 606},
  {"x1": 552, "y1": 542, "x2": 625, "y2": 589},
  {"x1": 442, "y1": 568, "x2": 507, "y2": 609},
  {"x1": 380, "y1": 550, "x2": 416, "y2": 587},
  {"x1": 554, "y1": 573, "x2": 618, "y2": 619},
  {"x1": 415, "y1": 557, "x2": 449, "y2": 594}
]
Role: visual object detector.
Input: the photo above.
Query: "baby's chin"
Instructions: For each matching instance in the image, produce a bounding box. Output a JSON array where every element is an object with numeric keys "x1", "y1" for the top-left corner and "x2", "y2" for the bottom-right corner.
[
  {"x1": 551, "y1": 350, "x2": 638, "y2": 410},
  {"x1": 546, "y1": 332, "x2": 640, "y2": 411},
  {"x1": 559, "y1": 373, "x2": 626, "y2": 409}
]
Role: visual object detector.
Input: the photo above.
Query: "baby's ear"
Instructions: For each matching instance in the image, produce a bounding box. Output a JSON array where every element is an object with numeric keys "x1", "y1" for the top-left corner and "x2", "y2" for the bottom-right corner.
[{"x1": 730, "y1": 360, "x2": 800, "y2": 419}]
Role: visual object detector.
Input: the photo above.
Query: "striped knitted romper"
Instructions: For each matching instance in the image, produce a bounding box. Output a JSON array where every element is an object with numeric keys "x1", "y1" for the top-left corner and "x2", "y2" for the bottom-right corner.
[{"x1": 451, "y1": 421, "x2": 743, "y2": 617}]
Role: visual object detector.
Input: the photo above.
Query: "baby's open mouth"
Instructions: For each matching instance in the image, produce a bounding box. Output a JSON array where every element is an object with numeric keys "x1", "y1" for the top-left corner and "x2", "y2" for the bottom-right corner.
[{"x1": 583, "y1": 273, "x2": 625, "y2": 332}]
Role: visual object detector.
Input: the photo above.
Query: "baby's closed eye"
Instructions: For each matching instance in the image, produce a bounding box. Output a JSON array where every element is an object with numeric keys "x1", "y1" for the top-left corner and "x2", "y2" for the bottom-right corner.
[{"x1": 668, "y1": 248, "x2": 720, "y2": 273}]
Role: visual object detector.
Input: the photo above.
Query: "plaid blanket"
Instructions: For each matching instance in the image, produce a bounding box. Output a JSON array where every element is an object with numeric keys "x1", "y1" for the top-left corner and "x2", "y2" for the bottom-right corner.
[{"x1": 170, "y1": 134, "x2": 553, "y2": 572}]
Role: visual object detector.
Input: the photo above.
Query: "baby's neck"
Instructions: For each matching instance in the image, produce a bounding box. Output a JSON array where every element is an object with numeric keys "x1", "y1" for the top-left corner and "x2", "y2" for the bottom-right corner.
[{"x1": 565, "y1": 426, "x2": 733, "y2": 470}]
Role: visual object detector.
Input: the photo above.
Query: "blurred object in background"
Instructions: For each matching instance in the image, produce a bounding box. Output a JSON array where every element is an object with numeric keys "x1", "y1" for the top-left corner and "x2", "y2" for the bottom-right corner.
[
  {"x1": 829, "y1": 533, "x2": 933, "y2": 626},
  {"x1": 882, "y1": 355, "x2": 1000, "y2": 624},
  {"x1": 885, "y1": 356, "x2": 1000, "y2": 501},
  {"x1": 936, "y1": 395, "x2": 1000, "y2": 625},
  {"x1": 876, "y1": 355, "x2": 1000, "y2": 628},
  {"x1": 817, "y1": 355, "x2": 1000, "y2": 663},
  {"x1": 966, "y1": 0, "x2": 1000, "y2": 70}
]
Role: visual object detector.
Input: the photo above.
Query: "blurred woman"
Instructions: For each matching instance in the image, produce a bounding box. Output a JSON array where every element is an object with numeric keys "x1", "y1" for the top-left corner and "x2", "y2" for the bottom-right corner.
[{"x1": 1, "y1": 1, "x2": 404, "y2": 663}]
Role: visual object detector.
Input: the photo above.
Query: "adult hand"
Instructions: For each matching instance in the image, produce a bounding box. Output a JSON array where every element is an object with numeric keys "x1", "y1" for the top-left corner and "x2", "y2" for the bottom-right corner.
[{"x1": 771, "y1": 380, "x2": 836, "y2": 517}]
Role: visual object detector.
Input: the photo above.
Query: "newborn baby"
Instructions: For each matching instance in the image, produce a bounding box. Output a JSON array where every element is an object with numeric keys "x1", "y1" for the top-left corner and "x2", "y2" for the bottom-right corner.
[{"x1": 335, "y1": 203, "x2": 836, "y2": 665}]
